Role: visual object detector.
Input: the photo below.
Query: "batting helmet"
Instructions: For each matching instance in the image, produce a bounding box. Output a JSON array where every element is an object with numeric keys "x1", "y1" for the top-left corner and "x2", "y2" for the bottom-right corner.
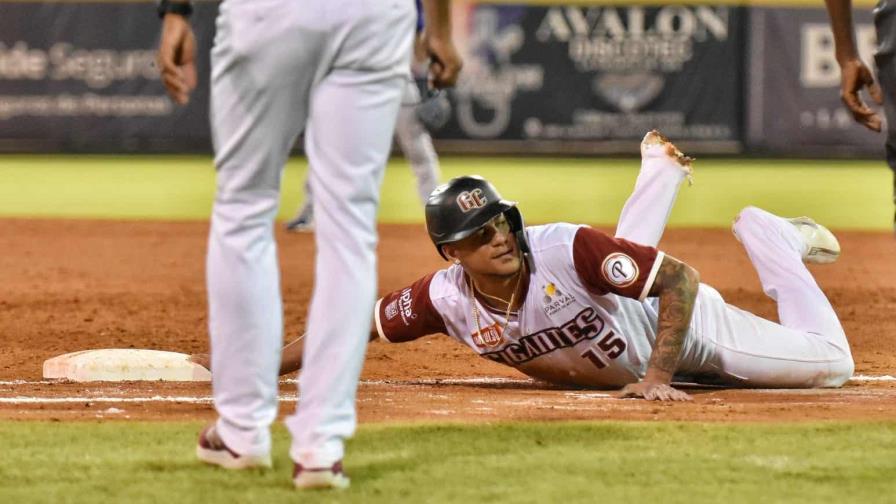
[{"x1": 424, "y1": 175, "x2": 531, "y2": 261}]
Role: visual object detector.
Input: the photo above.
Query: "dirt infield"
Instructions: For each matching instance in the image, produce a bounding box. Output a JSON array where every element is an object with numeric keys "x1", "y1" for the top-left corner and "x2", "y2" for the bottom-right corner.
[{"x1": 1, "y1": 219, "x2": 895, "y2": 422}]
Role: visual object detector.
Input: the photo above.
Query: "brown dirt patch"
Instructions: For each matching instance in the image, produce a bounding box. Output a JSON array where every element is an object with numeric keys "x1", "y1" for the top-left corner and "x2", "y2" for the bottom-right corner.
[{"x1": 1, "y1": 219, "x2": 895, "y2": 422}]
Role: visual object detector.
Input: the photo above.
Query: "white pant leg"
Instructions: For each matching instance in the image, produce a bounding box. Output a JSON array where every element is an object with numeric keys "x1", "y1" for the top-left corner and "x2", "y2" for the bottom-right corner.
[
  {"x1": 733, "y1": 207, "x2": 849, "y2": 344},
  {"x1": 207, "y1": 0, "x2": 325, "y2": 457},
  {"x1": 693, "y1": 207, "x2": 853, "y2": 387},
  {"x1": 395, "y1": 81, "x2": 441, "y2": 204},
  {"x1": 287, "y1": 1, "x2": 414, "y2": 468},
  {"x1": 615, "y1": 145, "x2": 687, "y2": 247}
]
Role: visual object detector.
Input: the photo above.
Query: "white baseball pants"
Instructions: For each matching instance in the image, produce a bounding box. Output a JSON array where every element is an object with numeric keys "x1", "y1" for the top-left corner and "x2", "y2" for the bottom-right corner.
[
  {"x1": 395, "y1": 81, "x2": 442, "y2": 204},
  {"x1": 207, "y1": 0, "x2": 414, "y2": 463},
  {"x1": 616, "y1": 144, "x2": 853, "y2": 388},
  {"x1": 296, "y1": 80, "x2": 440, "y2": 213}
]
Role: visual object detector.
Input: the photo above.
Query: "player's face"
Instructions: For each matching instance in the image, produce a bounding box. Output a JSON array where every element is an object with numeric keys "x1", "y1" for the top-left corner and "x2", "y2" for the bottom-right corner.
[{"x1": 446, "y1": 213, "x2": 521, "y2": 277}]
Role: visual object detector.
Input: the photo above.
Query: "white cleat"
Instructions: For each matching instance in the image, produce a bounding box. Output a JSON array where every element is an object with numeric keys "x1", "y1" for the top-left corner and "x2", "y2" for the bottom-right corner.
[
  {"x1": 293, "y1": 461, "x2": 350, "y2": 490},
  {"x1": 788, "y1": 217, "x2": 841, "y2": 264},
  {"x1": 640, "y1": 129, "x2": 694, "y2": 184},
  {"x1": 196, "y1": 424, "x2": 272, "y2": 470}
]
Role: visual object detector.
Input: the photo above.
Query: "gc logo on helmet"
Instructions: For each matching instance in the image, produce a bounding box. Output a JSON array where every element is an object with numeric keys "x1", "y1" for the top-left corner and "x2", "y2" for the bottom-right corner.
[{"x1": 456, "y1": 189, "x2": 487, "y2": 212}]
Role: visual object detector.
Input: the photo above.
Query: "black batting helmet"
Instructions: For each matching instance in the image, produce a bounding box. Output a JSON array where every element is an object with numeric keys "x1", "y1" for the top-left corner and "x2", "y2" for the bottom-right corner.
[{"x1": 424, "y1": 175, "x2": 531, "y2": 261}]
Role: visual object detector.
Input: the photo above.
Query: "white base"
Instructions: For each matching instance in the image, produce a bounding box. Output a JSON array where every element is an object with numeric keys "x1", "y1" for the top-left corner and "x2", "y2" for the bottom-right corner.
[{"x1": 43, "y1": 349, "x2": 212, "y2": 382}]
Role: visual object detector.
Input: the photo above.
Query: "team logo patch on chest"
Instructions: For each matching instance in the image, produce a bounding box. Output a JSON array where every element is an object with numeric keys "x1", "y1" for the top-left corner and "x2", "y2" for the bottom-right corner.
[
  {"x1": 542, "y1": 282, "x2": 576, "y2": 316},
  {"x1": 601, "y1": 253, "x2": 639, "y2": 288},
  {"x1": 481, "y1": 307, "x2": 618, "y2": 366},
  {"x1": 471, "y1": 322, "x2": 504, "y2": 348}
]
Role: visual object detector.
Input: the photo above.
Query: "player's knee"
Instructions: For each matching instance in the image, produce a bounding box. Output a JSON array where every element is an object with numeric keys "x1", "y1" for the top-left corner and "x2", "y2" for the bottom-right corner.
[
  {"x1": 736, "y1": 205, "x2": 766, "y2": 222},
  {"x1": 828, "y1": 357, "x2": 855, "y2": 387},
  {"x1": 732, "y1": 206, "x2": 765, "y2": 235},
  {"x1": 212, "y1": 189, "x2": 280, "y2": 229}
]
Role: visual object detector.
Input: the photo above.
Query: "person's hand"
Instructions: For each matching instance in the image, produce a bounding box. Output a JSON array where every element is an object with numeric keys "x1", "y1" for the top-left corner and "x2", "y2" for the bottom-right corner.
[
  {"x1": 188, "y1": 353, "x2": 211, "y2": 371},
  {"x1": 423, "y1": 33, "x2": 462, "y2": 89},
  {"x1": 157, "y1": 14, "x2": 197, "y2": 105},
  {"x1": 617, "y1": 381, "x2": 692, "y2": 401},
  {"x1": 839, "y1": 57, "x2": 883, "y2": 132}
]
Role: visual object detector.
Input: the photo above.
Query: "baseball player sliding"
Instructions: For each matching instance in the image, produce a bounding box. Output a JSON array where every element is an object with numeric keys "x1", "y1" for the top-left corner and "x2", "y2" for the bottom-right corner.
[
  {"x1": 193, "y1": 131, "x2": 854, "y2": 402},
  {"x1": 157, "y1": 0, "x2": 461, "y2": 491}
]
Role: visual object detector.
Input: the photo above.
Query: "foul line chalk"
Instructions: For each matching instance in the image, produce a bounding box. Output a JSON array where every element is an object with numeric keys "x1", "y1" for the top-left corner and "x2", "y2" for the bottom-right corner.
[
  {"x1": 0, "y1": 380, "x2": 58, "y2": 386},
  {"x1": 358, "y1": 377, "x2": 536, "y2": 386},
  {"x1": 849, "y1": 375, "x2": 896, "y2": 382},
  {"x1": 0, "y1": 375, "x2": 892, "y2": 405},
  {"x1": 0, "y1": 395, "x2": 295, "y2": 404},
  {"x1": 0, "y1": 377, "x2": 534, "y2": 387},
  {"x1": 301, "y1": 377, "x2": 536, "y2": 386}
]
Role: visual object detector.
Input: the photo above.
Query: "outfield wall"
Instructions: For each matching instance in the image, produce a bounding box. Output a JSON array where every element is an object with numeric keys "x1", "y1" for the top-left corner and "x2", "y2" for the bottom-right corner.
[{"x1": 0, "y1": 0, "x2": 885, "y2": 156}]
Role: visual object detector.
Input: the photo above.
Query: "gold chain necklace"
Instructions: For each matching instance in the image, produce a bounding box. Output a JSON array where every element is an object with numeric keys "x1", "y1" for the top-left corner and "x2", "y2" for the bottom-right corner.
[
  {"x1": 468, "y1": 266, "x2": 524, "y2": 342},
  {"x1": 472, "y1": 280, "x2": 516, "y2": 307}
]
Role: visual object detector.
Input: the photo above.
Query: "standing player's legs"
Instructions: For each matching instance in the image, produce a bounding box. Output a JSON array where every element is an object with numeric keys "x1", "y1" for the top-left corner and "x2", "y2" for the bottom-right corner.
[
  {"x1": 615, "y1": 131, "x2": 692, "y2": 247},
  {"x1": 205, "y1": 0, "x2": 323, "y2": 460},
  {"x1": 698, "y1": 207, "x2": 853, "y2": 387},
  {"x1": 287, "y1": 72, "x2": 405, "y2": 468},
  {"x1": 395, "y1": 81, "x2": 441, "y2": 204},
  {"x1": 289, "y1": 74, "x2": 440, "y2": 231},
  {"x1": 286, "y1": 5, "x2": 414, "y2": 470},
  {"x1": 875, "y1": 2, "x2": 896, "y2": 230}
]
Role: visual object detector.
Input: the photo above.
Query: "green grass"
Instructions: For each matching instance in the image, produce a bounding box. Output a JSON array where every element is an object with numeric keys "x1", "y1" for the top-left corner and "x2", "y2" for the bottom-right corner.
[
  {"x1": 1, "y1": 421, "x2": 894, "y2": 503},
  {"x1": 0, "y1": 155, "x2": 892, "y2": 229}
]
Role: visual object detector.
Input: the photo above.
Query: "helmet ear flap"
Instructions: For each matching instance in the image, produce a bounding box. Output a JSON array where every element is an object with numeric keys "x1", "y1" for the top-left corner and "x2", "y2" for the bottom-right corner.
[
  {"x1": 504, "y1": 206, "x2": 524, "y2": 233},
  {"x1": 504, "y1": 207, "x2": 531, "y2": 258}
]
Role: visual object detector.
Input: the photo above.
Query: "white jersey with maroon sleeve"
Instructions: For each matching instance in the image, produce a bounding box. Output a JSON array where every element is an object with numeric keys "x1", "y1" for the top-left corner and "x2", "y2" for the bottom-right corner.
[{"x1": 375, "y1": 223, "x2": 681, "y2": 388}]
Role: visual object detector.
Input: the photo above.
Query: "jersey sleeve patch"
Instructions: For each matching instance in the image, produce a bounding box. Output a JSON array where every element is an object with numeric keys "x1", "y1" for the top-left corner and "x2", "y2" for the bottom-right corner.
[
  {"x1": 572, "y1": 226, "x2": 660, "y2": 300},
  {"x1": 601, "y1": 252, "x2": 640, "y2": 288},
  {"x1": 375, "y1": 272, "x2": 447, "y2": 343}
]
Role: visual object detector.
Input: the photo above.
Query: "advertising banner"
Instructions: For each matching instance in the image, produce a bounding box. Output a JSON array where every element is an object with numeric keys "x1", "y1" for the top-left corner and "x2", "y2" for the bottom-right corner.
[
  {"x1": 746, "y1": 7, "x2": 884, "y2": 156},
  {"x1": 0, "y1": 1, "x2": 216, "y2": 152},
  {"x1": 436, "y1": 2, "x2": 745, "y2": 153},
  {"x1": 7, "y1": 2, "x2": 878, "y2": 157}
]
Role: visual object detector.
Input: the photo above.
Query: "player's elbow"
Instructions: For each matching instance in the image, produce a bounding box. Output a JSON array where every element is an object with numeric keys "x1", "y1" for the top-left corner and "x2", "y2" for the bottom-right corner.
[
  {"x1": 669, "y1": 259, "x2": 700, "y2": 293},
  {"x1": 649, "y1": 255, "x2": 700, "y2": 297},
  {"x1": 684, "y1": 264, "x2": 700, "y2": 290}
]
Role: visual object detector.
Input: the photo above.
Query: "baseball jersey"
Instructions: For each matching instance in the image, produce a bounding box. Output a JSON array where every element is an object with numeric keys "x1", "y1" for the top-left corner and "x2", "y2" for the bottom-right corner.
[{"x1": 374, "y1": 223, "x2": 700, "y2": 388}]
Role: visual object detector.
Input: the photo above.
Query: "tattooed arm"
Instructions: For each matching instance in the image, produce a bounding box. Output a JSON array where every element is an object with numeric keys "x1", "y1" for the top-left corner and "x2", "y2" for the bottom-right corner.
[{"x1": 618, "y1": 254, "x2": 699, "y2": 401}]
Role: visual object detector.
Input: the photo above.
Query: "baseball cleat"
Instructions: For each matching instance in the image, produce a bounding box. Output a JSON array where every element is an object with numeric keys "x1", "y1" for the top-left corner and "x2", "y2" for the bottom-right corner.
[
  {"x1": 788, "y1": 216, "x2": 840, "y2": 264},
  {"x1": 293, "y1": 461, "x2": 350, "y2": 490},
  {"x1": 196, "y1": 423, "x2": 272, "y2": 470},
  {"x1": 285, "y1": 205, "x2": 314, "y2": 233},
  {"x1": 640, "y1": 129, "x2": 694, "y2": 184}
]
